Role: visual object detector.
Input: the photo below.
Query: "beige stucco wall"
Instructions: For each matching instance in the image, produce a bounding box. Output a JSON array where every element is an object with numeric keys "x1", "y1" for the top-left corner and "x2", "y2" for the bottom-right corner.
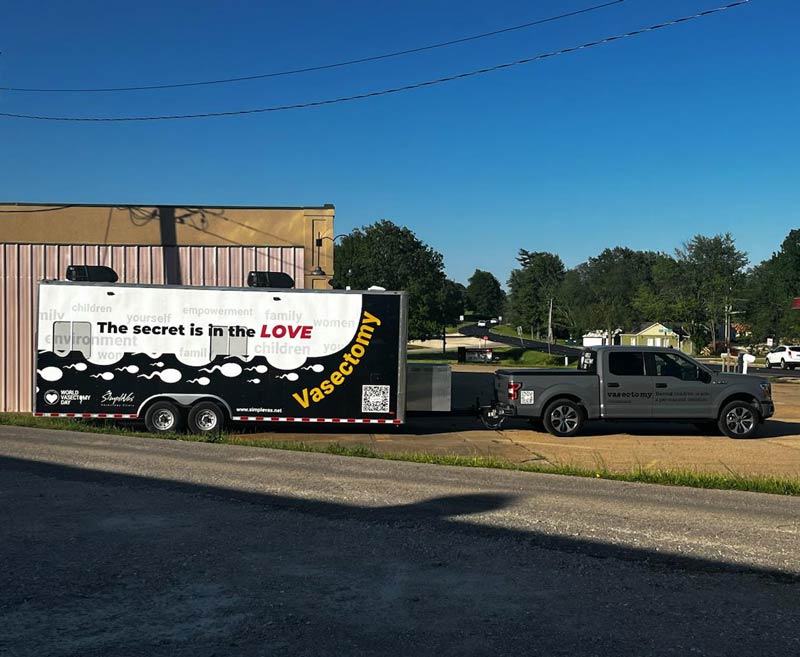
[{"x1": 0, "y1": 203, "x2": 335, "y2": 289}]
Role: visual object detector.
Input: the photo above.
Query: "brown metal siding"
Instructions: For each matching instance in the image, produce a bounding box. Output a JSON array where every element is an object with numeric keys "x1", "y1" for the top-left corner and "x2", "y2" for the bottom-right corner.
[{"x1": 0, "y1": 243, "x2": 305, "y2": 413}]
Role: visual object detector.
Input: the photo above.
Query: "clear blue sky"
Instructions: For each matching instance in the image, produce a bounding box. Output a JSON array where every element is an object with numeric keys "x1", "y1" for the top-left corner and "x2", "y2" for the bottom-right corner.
[{"x1": 1, "y1": 0, "x2": 797, "y2": 286}]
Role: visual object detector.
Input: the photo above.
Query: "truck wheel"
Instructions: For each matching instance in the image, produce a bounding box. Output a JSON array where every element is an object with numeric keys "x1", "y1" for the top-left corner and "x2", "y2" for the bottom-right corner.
[
  {"x1": 543, "y1": 400, "x2": 584, "y2": 437},
  {"x1": 717, "y1": 401, "x2": 760, "y2": 439},
  {"x1": 187, "y1": 402, "x2": 225, "y2": 436},
  {"x1": 144, "y1": 401, "x2": 183, "y2": 434}
]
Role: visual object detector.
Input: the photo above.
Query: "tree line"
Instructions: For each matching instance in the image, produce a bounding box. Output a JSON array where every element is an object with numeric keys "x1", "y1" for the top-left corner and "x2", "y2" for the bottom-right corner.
[{"x1": 333, "y1": 220, "x2": 800, "y2": 349}]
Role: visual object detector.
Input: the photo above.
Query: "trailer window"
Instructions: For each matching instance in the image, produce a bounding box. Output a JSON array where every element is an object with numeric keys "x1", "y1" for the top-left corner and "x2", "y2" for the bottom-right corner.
[
  {"x1": 53, "y1": 322, "x2": 71, "y2": 354},
  {"x1": 209, "y1": 325, "x2": 248, "y2": 358},
  {"x1": 71, "y1": 322, "x2": 92, "y2": 358},
  {"x1": 608, "y1": 352, "x2": 645, "y2": 376},
  {"x1": 52, "y1": 321, "x2": 91, "y2": 357}
]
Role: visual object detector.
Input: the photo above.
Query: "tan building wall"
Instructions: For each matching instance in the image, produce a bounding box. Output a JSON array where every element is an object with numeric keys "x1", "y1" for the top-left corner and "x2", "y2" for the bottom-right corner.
[{"x1": 0, "y1": 203, "x2": 335, "y2": 289}]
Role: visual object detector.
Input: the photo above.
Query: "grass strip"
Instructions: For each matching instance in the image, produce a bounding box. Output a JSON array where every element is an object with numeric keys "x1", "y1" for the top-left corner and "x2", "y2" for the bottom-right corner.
[{"x1": 2, "y1": 412, "x2": 799, "y2": 496}]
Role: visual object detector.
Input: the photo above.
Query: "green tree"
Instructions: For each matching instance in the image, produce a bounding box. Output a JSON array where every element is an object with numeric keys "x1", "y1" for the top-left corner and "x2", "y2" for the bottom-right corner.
[
  {"x1": 330, "y1": 220, "x2": 448, "y2": 340},
  {"x1": 465, "y1": 269, "x2": 505, "y2": 318},
  {"x1": 506, "y1": 251, "x2": 565, "y2": 338},
  {"x1": 676, "y1": 233, "x2": 748, "y2": 351},
  {"x1": 745, "y1": 229, "x2": 800, "y2": 341},
  {"x1": 580, "y1": 248, "x2": 663, "y2": 342}
]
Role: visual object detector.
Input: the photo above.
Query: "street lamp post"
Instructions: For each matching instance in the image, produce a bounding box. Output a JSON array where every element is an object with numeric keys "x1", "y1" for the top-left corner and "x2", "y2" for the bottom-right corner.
[{"x1": 310, "y1": 232, "x2": 347, "y2": 278}]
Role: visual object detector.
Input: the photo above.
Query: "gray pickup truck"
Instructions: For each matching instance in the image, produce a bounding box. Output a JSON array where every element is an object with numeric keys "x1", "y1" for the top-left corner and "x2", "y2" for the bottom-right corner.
[{"x1": 482, "y1": 346, "x2": 774, "y2": 438}]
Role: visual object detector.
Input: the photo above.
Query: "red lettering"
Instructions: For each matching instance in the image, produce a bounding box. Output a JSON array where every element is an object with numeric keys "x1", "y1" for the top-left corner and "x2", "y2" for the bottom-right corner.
[{"x1": 260, "y1": 324, "x2": 314, "y2": 339}]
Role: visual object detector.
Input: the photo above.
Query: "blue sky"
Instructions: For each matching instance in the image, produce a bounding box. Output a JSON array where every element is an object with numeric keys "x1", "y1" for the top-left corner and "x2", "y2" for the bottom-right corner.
[{"x1": 1, "y1": 0, "x2": 797, "y2": 285}]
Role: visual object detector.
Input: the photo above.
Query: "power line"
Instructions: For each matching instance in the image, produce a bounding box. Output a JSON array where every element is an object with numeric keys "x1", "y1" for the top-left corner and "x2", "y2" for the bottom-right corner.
[
  {"x1": 0, "y1": 205, "x2": 74, "y2": 212},
  {"x1": 0, "y1": 1, "x2": 752, "y2": 123},
  {"x1": 2, "y1": 1, "x2": 625, "y2": 93}
]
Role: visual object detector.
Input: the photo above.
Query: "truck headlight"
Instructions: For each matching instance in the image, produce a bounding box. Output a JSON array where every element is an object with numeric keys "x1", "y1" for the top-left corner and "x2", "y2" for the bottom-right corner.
[{"x1": 759, "y1": 382, "x2": 772, "y2": 400}]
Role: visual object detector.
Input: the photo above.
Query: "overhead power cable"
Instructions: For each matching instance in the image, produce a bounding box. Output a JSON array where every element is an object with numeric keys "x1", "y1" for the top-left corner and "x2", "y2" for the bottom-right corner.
[
  {"x1": 1, "y1": 1, "x2": 625, "y2": 93},
  {"x1": 0, "y1": 0, "x2": 752, "y2": 122},
  {"x1": 0, "y1": 205, "x2": 74, "y2": 212}
]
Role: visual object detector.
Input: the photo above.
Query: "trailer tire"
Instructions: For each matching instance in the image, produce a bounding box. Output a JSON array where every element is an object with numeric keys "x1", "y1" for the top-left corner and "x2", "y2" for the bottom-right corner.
[
  {"x1": 187, "y1": 402, "x2": 225, "y2": 437},
  {"x1": 144, "y1": 401, "x2": 184, "y2": 434},
  {"x1": 543, "y1": 399, "x2": 584, "y2": 437}
]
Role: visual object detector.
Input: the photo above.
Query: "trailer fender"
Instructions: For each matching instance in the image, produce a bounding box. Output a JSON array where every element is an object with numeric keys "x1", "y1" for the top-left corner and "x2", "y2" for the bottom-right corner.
[{"x1": 138, "y1": 394, "x2": 233, "y2": 419}]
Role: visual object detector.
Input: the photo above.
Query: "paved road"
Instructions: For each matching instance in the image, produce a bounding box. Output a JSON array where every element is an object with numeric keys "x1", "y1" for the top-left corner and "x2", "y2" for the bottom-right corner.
[
  {"x1": 1, "y1": 426, "x2": 798, "y2": 656},
  {"x1": 459, "y1": 324, "x2": 583, "y2": 358}
]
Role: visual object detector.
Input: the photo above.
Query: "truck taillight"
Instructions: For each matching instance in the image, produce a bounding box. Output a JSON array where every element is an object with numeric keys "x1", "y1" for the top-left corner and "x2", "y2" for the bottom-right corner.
[{"x1": 508, "y1": 382, "x2": 522, "y2": 400}]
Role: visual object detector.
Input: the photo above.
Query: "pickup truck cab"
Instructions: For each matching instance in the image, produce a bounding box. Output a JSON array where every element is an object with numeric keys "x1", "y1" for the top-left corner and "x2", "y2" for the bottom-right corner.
[{"x1": 483, "y1": 346, "x2": 774, "y2": 438}]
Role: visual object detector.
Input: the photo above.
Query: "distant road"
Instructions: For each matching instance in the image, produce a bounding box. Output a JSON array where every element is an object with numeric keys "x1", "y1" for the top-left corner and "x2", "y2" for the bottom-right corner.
[
  {"x1": 459, "y1": 324, "x2": 582, "y2": 358},
  {"x1": 1, "y1": 425, "x2": 798, "y2": 656},
  {"x1": 459, "y1": 325, "x2": 800, "y2": 377}
]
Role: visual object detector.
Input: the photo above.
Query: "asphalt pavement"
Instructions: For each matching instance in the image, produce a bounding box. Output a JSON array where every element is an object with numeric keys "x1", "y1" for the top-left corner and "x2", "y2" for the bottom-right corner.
[{"x1": 1, "y1": 425, "x2": 798, "y2": 656}]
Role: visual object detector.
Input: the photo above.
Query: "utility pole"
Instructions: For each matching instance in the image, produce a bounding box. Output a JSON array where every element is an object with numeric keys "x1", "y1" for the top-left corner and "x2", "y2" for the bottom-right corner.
[{"x1": 547, "y1": 298, "x2": 554, "y2": 355}]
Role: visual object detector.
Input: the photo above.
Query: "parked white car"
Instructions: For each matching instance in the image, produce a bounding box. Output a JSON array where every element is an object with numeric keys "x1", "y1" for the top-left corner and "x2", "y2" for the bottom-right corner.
[
  {"x1": 765, "y1": 345, "x2": 800, "y2": 369},
  {"x1": 477, "y1": 320, "x2": 487, "y2": 327}
]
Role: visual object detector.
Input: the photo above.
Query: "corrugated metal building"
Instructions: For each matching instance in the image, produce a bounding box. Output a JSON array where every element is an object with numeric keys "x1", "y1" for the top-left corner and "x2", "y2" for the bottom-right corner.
[{"x1": 0, "y1": 203, "x2": 335, "y2": 412}]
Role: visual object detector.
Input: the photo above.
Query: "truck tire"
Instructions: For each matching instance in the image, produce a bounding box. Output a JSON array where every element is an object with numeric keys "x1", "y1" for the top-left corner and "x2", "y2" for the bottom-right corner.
[
  {"x1": 543, "y1": 400, "x2": 584, "y2": 437},
  {"x1": 717, "y1": 400, "x2": 760, "y2": 439},
  {"x1": 144, "y1": 400, "x2": 183, "y2": 434},
  {"x1": 187, "y1": 402, "x2": 225, "y2": 436}
]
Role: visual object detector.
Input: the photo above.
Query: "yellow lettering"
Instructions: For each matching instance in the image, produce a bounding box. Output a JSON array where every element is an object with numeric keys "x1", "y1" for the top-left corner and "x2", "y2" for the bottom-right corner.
[
  {"x1": 310, "y1": 387, "x2": 324, "y2": 403},
  {"x1": 292, "y1": 388, "x2": 310, "y2": 409},
  {"x1": 331, "y1": 371, "x2": 344, "y2": 385}
]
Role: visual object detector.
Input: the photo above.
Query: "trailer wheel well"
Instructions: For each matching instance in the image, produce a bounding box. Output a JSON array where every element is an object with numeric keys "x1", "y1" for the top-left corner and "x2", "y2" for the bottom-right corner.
[{"x1": 137, "y1": 395, "x2": 232, "y2": 420}]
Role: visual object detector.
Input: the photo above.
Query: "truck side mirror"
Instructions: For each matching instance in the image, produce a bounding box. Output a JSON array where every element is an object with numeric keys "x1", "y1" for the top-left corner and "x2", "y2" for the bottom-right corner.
[{"x1": 699, "y1": 369, "x2": 712, "y2": 384}]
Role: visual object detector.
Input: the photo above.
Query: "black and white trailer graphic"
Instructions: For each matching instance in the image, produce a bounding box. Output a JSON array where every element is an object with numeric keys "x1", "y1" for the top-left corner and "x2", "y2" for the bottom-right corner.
[{"x1": 35, "y1": 280, "x2": 408, "y2": 434}]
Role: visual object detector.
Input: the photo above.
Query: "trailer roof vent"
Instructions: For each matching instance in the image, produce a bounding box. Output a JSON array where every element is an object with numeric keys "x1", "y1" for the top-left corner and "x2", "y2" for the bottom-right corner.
[
  {"x1": 66, "y1": 265, "x2": 119, "y2": 283},
  {"x1": 247, "y1": 271, "x2": 294, "y2": 289}
]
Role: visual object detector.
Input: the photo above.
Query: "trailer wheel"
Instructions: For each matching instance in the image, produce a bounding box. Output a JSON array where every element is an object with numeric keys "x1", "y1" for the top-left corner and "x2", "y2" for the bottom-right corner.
[
  {"x1": 144, "y1": 401, "x2": 184, "y2": 434},
  {"x1": 187, "y1": 402, "x2": 225, "y2": 436},
  {"x1": 543, "y1": 400, "x2": 584, "y2": 437}
]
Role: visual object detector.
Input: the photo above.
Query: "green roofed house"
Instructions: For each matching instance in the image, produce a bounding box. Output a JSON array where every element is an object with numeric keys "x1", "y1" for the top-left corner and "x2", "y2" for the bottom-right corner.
[{"x1": 621, "y1": 323, "x2": 694, "y2": 355}]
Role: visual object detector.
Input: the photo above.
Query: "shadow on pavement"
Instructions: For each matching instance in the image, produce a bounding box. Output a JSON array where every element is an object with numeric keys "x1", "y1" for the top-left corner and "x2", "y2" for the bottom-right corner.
[{"x1": 0, "y1": 455, "x2": 797, "y2": 657}]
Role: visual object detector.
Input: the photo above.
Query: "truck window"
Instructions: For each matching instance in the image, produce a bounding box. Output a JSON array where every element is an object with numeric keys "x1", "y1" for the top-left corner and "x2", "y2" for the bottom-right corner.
[
  {"x1": 653, "y1": 352, "x2": 699, "y2": 381},
  {"x1": 608, "y1": 352, "x2": 645, "y2": 376}
]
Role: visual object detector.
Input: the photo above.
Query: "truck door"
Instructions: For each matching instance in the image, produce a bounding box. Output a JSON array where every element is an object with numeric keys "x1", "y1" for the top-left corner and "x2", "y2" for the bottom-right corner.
[
  {"x1": 647, "y1": 351, "x2": 712, "y2": 419},
  {"x1": 603, "y1": 351, "x2": 652, "y2": 418}
]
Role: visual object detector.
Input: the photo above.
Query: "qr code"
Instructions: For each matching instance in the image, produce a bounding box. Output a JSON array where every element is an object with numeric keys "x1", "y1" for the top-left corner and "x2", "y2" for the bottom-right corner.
[
  {"x1": 362, "y1": 385, "x2": 391, "y2": 413},
  {"x1": 520, "y1": 390, "x2": 535, "y2": 405}
]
